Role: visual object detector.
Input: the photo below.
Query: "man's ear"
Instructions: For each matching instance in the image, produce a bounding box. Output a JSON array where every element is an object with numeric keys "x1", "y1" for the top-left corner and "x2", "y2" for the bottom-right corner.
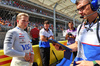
[{"x1": 17, "y1": 20, "x2": 19, "y2": 22}]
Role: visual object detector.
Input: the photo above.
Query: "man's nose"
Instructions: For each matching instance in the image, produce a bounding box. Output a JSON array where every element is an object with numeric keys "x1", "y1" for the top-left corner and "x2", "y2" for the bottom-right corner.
[{"x1": 78, "y1": 10, "x2": 83, "y2": 15}]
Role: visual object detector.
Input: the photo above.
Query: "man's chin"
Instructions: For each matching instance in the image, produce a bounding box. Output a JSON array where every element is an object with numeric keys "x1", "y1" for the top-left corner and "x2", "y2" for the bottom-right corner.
[
  {"x1": 24, "y1": 27, "x2": 27, "y2": 29},
  {"x1": 83, "y1": 17, "x2": 87, "y2": 19}
]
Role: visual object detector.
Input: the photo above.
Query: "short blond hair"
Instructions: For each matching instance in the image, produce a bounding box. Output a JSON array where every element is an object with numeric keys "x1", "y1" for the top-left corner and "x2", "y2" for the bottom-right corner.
[{"x1": 17, "y1": 13, "x2": 29, "y2": 20}]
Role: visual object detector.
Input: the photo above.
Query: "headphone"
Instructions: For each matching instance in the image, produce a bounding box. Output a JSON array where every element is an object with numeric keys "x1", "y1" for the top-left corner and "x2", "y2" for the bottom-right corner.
[{"x1": 91, "y1": 0, "x2": 99, "y2": 11}]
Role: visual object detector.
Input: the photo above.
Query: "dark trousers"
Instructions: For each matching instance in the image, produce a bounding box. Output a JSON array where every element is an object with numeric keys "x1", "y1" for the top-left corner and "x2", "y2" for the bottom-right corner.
[
  {"x1": 32, "y1": 38, "x2": 39, "y2": 45},
  {"x1": 39, "y1": 47, "x2": 50, "y2": 66}
]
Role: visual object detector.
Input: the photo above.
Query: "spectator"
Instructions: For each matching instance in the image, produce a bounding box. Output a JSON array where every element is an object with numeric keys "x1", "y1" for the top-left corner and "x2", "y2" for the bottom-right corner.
[
  {"x1": 30, "y1": 25, "x2": 39, "y2": 45},
  {"x1": 4, "y1": 13, "x2": 34, "y2": 66},
  {"x1": 65, "y1": 21, "x2": 77, "y2": 45},
  {"x1": 8, "y1": 23, "x2": 12, "y2": 26},
  {"x1": 65, "y1": 21, "x2": 77, "y2": 57},
  {"x1": 39, "y1": 20, "x2": 54, "y2": 66}
]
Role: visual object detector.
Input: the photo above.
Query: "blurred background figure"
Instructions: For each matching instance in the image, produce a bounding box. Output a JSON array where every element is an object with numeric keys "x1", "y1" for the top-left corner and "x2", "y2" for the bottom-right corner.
[
  {"x1": 39, "y1": 20, "x2": 54, "y2": 66},
  {"x1": 65, "y1": 21, "x2": 77, "y2": 57},
  {"x1": 30, "y1": 25, "x2": 39, "y2": 45}
]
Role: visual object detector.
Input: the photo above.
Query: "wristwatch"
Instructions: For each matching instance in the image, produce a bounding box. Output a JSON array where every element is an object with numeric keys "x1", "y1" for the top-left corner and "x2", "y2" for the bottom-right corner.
[{"x1": 93, "y1": 61, "x2": 100, "y2": 66}]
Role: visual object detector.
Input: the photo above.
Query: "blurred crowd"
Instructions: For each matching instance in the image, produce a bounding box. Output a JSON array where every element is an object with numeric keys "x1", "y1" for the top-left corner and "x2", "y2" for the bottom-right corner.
[
  {"x1": 0, "y1": 17, "x2": 13, "y2": 32},
  {"x1": 28, "y1": 21, "x2": 65, "y2": 32},
  {"x1": 0, "y1": 16, "x2": 65, "y2": 32},
  {"x1": 0, "y1": 0, "x2": 67, "y2": 21}
]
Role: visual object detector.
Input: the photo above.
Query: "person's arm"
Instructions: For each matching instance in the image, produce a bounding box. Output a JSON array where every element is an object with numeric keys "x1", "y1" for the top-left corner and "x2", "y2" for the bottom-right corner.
[
  {"x1": 69, "y1": 35, "x2": 76, "y2": 39},
  {"x1": 4, "y1": 30, "x2": 25, "y2": 57},
  {"x1": 49, "y1": 36, "x2": 54, "y2": 39},
  {"x1": 95, "y1": 61, "x2": 100, "y2": 65},
  {"x1": 29, "y1": 54, "x2": 34, "y2": 63},
  {"x1": 30, "y1": 43, "x2": 34, "y2": 54},
  {"x1": 49, "y1": 30, "x2": 54, "y2": 39},
  {"x1": 24, "y1": 33, "x2": 34, "y2": 61},
  {"x1": 67, "y1": 41, "x2": 78, "y2": 52},
  {"x1": 40, "y1": 34, "x2": 54, "y2": 42},
  {"x1": 53, "y1": 41, "x2": 78, "y2": 51},
  {"x1": 39, "y1": 29, "x2": 48, "y2": 41},
  {"x1": 76, "y1": 60, "x2": 100, "y2": 66},
  {"x1": 40, "y1": 35, "x2": 48, "y2": 42}
]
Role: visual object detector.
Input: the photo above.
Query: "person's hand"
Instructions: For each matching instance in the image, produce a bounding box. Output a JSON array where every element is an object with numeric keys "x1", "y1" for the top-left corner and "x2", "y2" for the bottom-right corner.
[
  {"x1": 49, "y1": 35, "x2": 54, "y2": 39},
  {"x1": 29, "y1": 54, "x2": 34, "y2": 63},
  {"x1": 24, "y1": 53, "x2": 30, "y2": 61},
  {"x1": 48, "y1": 37, "x2": 52, "y2": 39},
  {"x1": 69, "y1": 35, "x2": 75, "y2": 39},
  {"x1": 43, "y1": 36, "x2": 48, "y2": 42},
  {"x1": 76, "y1": 60, "x2": 93, "y2": 66},
  {"x1": 66, "y1": 34, "x2": 69, "y2": 37},
  {"x1": 65, "y1": 34, "x2": 69, "y2": 40},
  {"x1": 53, "y1": 43, "x2": 63, "y2": 50}
]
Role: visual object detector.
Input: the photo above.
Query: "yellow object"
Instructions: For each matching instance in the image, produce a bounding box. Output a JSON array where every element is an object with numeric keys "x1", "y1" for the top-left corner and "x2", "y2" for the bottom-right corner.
[{"x1": 0, "y1": 41, "x2": 67, "y2": 66}]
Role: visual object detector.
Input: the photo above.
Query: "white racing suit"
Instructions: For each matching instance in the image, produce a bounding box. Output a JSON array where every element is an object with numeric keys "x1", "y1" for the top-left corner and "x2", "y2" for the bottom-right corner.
[{"x1": 4, "y1": 27, "x2": 34, "y2": 66}]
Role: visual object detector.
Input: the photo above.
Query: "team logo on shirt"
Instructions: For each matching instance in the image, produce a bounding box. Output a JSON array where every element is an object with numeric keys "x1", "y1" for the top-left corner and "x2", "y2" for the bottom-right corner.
[
  {"x1": 19, "y1": 33, "x2": 22, "y2": 35},
  {"x1": 20, "y1": 38, "x2": 26, "y2": 43},
  {"x1": 19, "y1": 33, "x2": 25, "y2": 39},
  {"x1": 21, "y1": 44, "x2": 31, "y2": 50},
  {"x1": 19, "y1": 33, "x2": 24, "y2": 37},
  {"x1": 19, "y1": 33, "x2": 26, "y2": 43}
]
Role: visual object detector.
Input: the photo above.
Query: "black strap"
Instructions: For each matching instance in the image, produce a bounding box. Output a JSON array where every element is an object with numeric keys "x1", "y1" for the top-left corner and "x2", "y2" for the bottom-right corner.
[
  {"x1": 78, "y1": 24, "x2": 82, "y2": 35},
  {"x1": 52, "y1": 50, "x2": 58, "y2": 61},
  {"x1": 96, "y1": 20, "x2": 100, "y2": 43},
  {"x1": 78, "y1": 20, "x2": 85, "y2": 35}
]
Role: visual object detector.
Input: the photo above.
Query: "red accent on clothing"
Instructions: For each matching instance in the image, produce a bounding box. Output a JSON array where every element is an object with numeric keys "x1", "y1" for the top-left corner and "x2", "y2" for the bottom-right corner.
[
  {"x1": 19, "y1": 33, "x2": 22, "y2": 35},
  {"x1": 82, "y1": 42, "x2": 100, "y2": 47},
  {"x1": 19, "y1": 36, "x2": 24, "y2": 37},
  {"x1": 8, "y1": 23, "x2": 12, "y2": 26}
]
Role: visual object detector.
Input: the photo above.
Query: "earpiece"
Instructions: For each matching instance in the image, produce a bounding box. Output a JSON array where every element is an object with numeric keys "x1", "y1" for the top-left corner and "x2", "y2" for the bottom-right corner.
[{"x1": 90, "y1": 0, "x2": 98, "y2": 11}]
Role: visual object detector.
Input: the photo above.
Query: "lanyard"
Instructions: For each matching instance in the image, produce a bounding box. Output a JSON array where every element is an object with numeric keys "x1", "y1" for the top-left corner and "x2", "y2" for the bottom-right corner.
[{"x1": 84, "y1": 16, "x2": 98, "y2": 31}]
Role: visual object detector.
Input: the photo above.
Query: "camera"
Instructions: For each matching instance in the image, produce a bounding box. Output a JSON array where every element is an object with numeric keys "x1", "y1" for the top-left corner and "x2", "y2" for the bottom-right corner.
[{"x1": 67, "y1": 32, "x2": 72, "y2": 36}]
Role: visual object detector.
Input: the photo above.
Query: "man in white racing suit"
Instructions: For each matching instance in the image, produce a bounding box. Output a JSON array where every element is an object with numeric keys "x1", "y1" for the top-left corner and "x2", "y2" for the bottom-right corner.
[{"x1": 4, "y1": 13, "x2": 34, "y2": 66}]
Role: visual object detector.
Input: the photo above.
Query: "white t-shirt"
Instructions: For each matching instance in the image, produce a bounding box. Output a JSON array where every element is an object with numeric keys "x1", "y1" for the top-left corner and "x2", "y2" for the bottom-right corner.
[
  {"x1": 39, "y1": 28, "x2": 53, "y2": 38},
  {"x1": 39, "y1": 28, "x2": 53, "y2": 47},
  {"x1": 75, "y1": 21, "x2": 100, "y2": 61}
]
